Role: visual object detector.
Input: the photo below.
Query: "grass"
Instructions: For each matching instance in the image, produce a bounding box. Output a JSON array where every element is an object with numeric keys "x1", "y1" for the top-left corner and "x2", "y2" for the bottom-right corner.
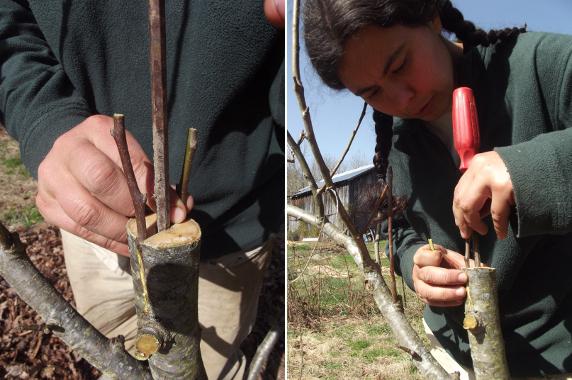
[
  {"x1": 0, "y1": 130, "x2": 42, "y2": 228},
  {"x1": 2, "y1": 157, "x2": 29, "y2": 177},
  {"x1": 288, "y1": 240, "x2": 427, "y2": 379},
  {"x1": 1, "y1": 205, "x2": 43, "y2": 228}
]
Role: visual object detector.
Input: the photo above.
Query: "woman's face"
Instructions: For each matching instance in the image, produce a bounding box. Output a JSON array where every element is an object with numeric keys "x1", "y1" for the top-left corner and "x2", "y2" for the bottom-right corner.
[{"x1": 338, "y1": 20, "x2": 455, "y2": 122}]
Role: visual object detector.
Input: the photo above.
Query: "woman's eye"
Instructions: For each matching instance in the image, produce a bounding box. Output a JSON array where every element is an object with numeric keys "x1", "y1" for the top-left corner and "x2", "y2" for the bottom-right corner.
[
  {"x1": 366, "y1": 88, "x2": 380, "y2": 100},
  {"x1": 392, "y1": 57, "x2": 407, "y2": 74}
]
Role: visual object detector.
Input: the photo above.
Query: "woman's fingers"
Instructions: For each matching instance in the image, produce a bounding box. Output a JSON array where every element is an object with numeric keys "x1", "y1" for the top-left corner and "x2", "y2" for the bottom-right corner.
[
  {"x1": 413, "y1": 244, "x2": 445, "y2": 267},
  {"x1": 413, "y1": 245, "x2": 469, "y2": 307},
  {"x1": 416, "y1": 266, "x2": 467, "y2": 286},
  {"x1": 413, "y1": 274, "x2": 466, "y2": 306},
  {"x1": 453, "y1": 151, "x2": 515, "y2": 240}
]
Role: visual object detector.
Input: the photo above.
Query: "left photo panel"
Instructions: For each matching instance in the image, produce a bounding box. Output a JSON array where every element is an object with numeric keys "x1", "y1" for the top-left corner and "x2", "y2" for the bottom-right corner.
[{"x1": 0, "y1": 1, "x2": 285, "y2": 379}]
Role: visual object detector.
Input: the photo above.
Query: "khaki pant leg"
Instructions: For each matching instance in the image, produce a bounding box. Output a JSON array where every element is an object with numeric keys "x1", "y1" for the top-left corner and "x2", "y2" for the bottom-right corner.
[
  {"x1": 423, "y1": 318, "x2": 475, "y2": 380},
  {"x1": 198, "y1": 239, "x2": 273, "y2": 380},
  {"x1": 61, "y1": 230, "x2": 138, "y2": 348},
  {"x1": 61, "y1": 229, "x2": 273, "y2": 380}
]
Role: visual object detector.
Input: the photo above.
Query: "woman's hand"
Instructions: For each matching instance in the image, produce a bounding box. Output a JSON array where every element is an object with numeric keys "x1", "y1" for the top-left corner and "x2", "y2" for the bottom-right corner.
[
  {"x1": 452, "y1": 151, "x2": 515, "y2": 240},
  {"x1": 412, "y1": 244, "x2": 468, "y2": 307}
]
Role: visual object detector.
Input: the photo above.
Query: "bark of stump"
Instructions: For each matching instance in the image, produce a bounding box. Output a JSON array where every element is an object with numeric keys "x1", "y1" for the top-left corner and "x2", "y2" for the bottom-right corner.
[
  {"x1": 127, "y1": 215, "x2": 206, "y2": 379},
  {"x1": 464, "y1": 267, "x2": 509, "y2": 380}
]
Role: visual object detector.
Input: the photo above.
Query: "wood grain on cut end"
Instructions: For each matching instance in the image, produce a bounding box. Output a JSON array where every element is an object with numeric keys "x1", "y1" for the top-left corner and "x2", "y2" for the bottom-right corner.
[{"x1": 127, "y1": 214, "x2": 201, "y2": 248}]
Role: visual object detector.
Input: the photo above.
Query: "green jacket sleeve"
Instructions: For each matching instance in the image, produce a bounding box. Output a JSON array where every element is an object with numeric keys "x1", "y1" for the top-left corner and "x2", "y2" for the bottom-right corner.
[
  {"x1": 495, "y1": 38, "x2": 572, "y2": 238},
  {"x1": 0, "y1": 1, "x2": 92, "y2": 177},
  {"x1": 392, "y1": 221, "x2": 425, "y2": 290}
]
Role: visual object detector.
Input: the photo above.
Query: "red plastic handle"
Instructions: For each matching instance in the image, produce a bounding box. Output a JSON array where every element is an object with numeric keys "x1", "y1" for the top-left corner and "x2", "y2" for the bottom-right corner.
[{"x1": 452, "y1": 87, "x2": 480, "y2": 173}]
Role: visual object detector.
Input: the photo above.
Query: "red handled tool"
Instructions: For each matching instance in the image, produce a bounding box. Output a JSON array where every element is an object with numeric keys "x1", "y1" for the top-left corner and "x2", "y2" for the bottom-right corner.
[{"x1": 452, "y1": 87, "x2": 481, "y2": 267}]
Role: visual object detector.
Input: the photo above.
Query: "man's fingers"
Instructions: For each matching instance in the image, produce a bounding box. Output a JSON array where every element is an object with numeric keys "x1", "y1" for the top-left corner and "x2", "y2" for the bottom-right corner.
[
  {"x1": 66, "y1": 142, "x2": 136, "y2": 217},
  {"x1": 186, "y1": 195, "x2": 194, "y2": 211},
  {"x1": 416, "y1": 266, "x2": 467, "y2": 286},
  {"x1": 36, "y1": 192, "x2": 129, "y2": 256},
  {"x1": 50, "y1": 175, "x2": 129, "y2": 243}
]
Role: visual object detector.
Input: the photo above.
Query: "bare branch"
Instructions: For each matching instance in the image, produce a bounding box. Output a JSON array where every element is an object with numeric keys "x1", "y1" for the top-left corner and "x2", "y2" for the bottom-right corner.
[
  {"x1": 296, "y1": 131, "x2": 306, "y2": 145},
  {"x1": 177, "y1": 128, "x2": 198, "y2": 202},
  {"x1": 387, "y1": 166, "x2": 399, "y2": 306},
  {"x1": 330, "y1": 102, "x2": 368, "y2": 177},
  {"x1": 292, "y1": 0, "x2": 332, "y2": 189},
  {"x1": 287, "y1": 205, "x2": 451, "y2": 379},
  {"x1": 111, "y1": 114, "x2": 147, "y2": 242},
  {"x1": 287, "y1": 131, "x2": 324, "y2": 219},
  {"x1": 148, "y1": 0, "x2": 169, "y2": 232},
  {"x1": 246, "y1": 324, "x2": 282, "y2": 380},
  {"x1": 0, "y1": 223, "x2": 152, "y2": 379}
]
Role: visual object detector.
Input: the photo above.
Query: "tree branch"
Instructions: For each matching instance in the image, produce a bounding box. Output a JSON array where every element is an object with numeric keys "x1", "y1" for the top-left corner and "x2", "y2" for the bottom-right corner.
[
  {"x1": 287, "y1": 131, "x2": 324, "y2": 219},
  {"x1": 246, "y1": 324, "x2": 282, "y2": 380},
  {"x1": 292, "y1": 0, "x2": 332, "y2": 189},
  {"x1": 0, "y1": 223, "x2": 152, "y2": 380},
  {"x1": 111, "y1": 114, "x2": 147, "y2": 242},
  {"x1": 330, "y1": 101, "x2": 367, "y2": 177},
  {"x1": 148, "y1": 0, "x2": 170, "y2": 232},
  {"x1": 177, "y1": 128, "x2": 198, "y2": 203}
]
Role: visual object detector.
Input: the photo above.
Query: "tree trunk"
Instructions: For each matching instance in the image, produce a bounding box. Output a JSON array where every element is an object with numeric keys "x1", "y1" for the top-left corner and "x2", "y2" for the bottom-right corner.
[
  {"x1": 127, "y1": 215, "x2": 206, "y2": 379},
  {"x1": 463, "y1": 267, "x2": 509, "y2": 379}
]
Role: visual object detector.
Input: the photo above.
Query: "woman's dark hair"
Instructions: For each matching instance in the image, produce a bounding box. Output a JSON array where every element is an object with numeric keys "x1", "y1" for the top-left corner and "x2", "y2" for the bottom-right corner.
[{"x1": 303, "y1": 0, "x2": 526, "y2": 182}]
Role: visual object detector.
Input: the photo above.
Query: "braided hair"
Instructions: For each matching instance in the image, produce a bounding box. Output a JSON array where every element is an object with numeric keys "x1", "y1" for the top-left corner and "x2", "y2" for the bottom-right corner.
[{"x1": 303, "y1": 0, "x2": 526, "y2": 182}]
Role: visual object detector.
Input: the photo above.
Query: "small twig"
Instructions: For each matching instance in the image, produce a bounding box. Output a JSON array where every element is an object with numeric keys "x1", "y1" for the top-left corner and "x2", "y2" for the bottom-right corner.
[
  {"x1": 364, "y1": 185, "x2": 389, "y2": 236},
  {"x1": 289, "y1": 223, "x2": 325, "y2": 284},
  {"x1": 330, "y1": 101, "x2": 368, "y2": 177},
  {"x1": 111, "y1": 114, "x2": 147, "y2": 242},
  {"x1": 473, "y1": 235, "x2": 480, "y2": 268},
  {"x1": 464, "y1": 240, "x2": 471, "y2": 268},
  {"x1": 148, "y1": 0, "x2": 169, "y2": 232},
  {"x1": 287, "y1": 131, "x2": 325, "y2": 219},
  {"x1": 387, "y1": 166, "x2": 399, "y2": 306},
  {"x1": 296, "y1": 131, "x2": 306, "y2": 145},
  {"x1": 177, "y1": 128, "x2": 198, "y2": 202}
]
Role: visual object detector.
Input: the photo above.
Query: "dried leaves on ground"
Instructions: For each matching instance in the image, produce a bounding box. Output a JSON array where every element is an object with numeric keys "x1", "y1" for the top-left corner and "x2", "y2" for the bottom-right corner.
[{"x1": 0, "y1": 225, "x2": 100, "y2": 379}]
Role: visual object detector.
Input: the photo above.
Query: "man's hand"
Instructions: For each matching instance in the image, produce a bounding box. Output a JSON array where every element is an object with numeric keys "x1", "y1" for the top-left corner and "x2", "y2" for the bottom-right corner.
[
  {"x1": 36, "y1": 115, "x2": 189, "y2": 256},
  {"x1": 412, "y1": 244, "x2": 468, "y2": 307},
  {"x1": 264, "y1": 0, "x2": 284, "y2": 29},
  {"x1": 453, "y1": 151, "x2": 515, "y2": 240}
]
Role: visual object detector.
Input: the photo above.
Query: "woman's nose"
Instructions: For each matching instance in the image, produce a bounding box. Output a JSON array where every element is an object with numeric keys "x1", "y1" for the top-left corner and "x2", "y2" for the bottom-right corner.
[{"x1": 387, "y1": 82, "x2": 415, "y2": 114}]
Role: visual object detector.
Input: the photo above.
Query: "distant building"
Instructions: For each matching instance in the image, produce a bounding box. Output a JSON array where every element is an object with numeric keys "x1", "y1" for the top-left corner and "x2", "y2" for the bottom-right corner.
[{"x1": 288, "y1": 164, "x2": 378, "y2": 236}]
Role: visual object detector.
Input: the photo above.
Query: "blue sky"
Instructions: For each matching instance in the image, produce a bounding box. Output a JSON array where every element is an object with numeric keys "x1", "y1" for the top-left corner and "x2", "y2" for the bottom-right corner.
[{"x1": 286, "y1": 0, "x2": 572, "y2": 167}]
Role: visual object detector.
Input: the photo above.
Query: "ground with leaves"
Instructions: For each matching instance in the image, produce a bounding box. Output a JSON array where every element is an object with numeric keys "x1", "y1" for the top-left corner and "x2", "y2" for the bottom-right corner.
[{"x1": 0, "y1": 129, "x2": 284, "y2": 379}]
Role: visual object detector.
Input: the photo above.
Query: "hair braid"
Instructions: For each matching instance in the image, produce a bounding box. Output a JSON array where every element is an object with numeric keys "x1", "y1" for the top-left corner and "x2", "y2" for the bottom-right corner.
[
  {"x1": 372, "y1": 111, "x2": 394, "y2": 182},
  {"x1": 440, "y1": 0, "x2": 526, "y2": 49}
]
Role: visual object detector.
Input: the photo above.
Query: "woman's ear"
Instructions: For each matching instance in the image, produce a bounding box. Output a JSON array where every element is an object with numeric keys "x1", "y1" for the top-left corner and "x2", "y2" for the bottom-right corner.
[{"x1": 430, "y1": 14, "x2": 443, "y2": 33}]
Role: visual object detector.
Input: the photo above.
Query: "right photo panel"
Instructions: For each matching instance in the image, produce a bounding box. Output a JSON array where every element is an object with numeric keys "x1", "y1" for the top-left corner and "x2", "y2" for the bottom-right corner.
[{"x1": 286, "y1": 0, "x2": 572, "y2": 379}]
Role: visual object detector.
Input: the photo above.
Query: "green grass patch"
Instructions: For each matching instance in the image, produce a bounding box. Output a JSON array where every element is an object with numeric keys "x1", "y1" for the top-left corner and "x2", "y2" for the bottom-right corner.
[
  {"x1": 366, "y1": 323, "x2": 392, "y2": 336},
  {"x1": 2, "y1": 157, "x2": 29, "y2": 176},
  {"x1": 349, "y1": 339, "x2": 371, "y2": 351},
  {"x1": 1, "y1": 205, "x2": 43, "y2": 227},
  {"x1": 363, "y1": 347, "x2": 401, "y2": 362}
]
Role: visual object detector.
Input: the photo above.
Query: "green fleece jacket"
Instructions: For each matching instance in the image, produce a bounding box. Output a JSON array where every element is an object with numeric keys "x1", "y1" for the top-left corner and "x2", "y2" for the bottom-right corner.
[
  {"x1": 388, "y1": 32, "x2": 572, "y2": 376},
  {"x1": 0, "y1": 1, "x2": 284, "y2": 258}
]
